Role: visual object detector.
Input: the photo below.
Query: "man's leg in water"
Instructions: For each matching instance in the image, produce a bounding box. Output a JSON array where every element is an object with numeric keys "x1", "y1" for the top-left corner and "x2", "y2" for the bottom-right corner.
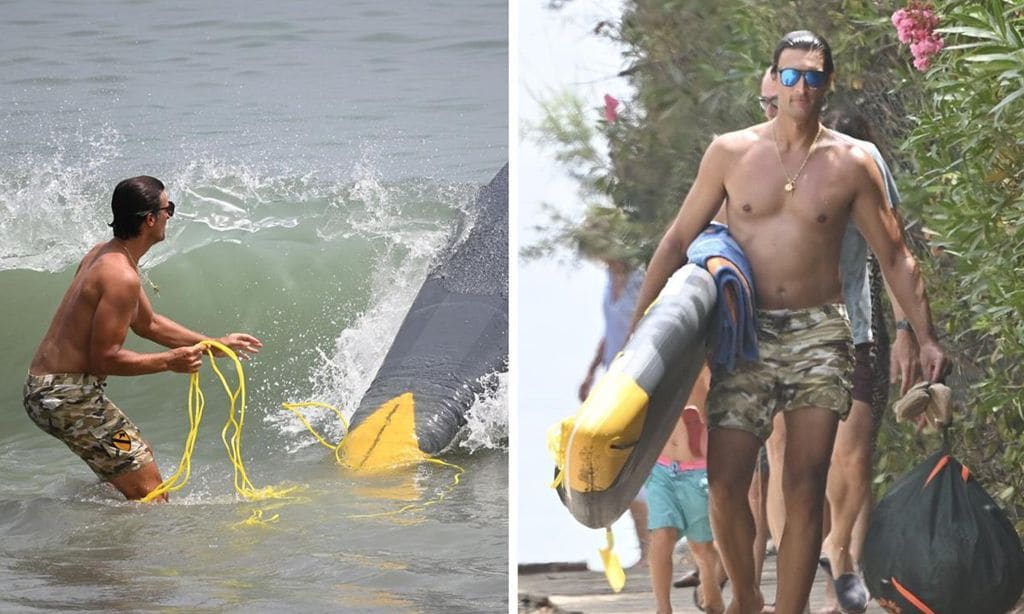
[
  {"x1": 108, "y1": 455, "x2": 167, "y2": 502},
  {"x1": 708, "y1": 427, "x2": 762, "y2": 613},
  {"x1": 774, "y1": 406, "x2": 840, "y2": 613}
]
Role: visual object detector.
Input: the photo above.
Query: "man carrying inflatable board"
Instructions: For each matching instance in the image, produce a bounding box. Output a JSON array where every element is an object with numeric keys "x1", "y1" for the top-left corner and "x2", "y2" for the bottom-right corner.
[{"x1": 626, "y1": 31, "x2": 948, "y2": 613}]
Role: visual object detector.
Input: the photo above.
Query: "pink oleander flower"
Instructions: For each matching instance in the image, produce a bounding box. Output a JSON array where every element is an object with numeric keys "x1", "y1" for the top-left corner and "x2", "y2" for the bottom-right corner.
[
  {"x1": 603, "y1": 94, "x2": 619, "y2": 123},
  {"x1": 892, "y1": 1, "x2": 943, "y2": 72}
]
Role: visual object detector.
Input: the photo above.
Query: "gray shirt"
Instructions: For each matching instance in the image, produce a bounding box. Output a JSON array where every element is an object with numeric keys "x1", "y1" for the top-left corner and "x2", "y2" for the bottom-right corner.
[{"x1": 837, "y1": 134, "x2": 901, "y2": 344}]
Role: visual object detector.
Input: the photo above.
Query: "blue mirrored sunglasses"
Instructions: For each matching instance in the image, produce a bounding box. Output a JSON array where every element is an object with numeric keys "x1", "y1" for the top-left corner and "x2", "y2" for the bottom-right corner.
[{"x1": 778, "y1": 68, "x2": 827, "y2": 89}]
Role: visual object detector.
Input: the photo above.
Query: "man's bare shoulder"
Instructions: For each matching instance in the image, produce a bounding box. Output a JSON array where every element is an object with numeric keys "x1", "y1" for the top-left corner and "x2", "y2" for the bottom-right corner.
[
  {"x1": 85, "y1": 247, "x2": 140, "y2": 292},
  {"x1": 822, "y1": 129, "x2": 876, "y2": 173},
  {"x1": 710, "y1": 123, "x2": 769, "y2": 153}
]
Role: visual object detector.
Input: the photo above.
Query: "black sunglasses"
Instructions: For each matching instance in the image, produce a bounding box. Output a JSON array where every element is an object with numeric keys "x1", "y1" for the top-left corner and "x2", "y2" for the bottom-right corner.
[
  {"x1": 757, "y1": 95, "x2": 778, "y2": 111},
  {"x1": 137, "y1": 201, "x2": 175, "y2": 217}
]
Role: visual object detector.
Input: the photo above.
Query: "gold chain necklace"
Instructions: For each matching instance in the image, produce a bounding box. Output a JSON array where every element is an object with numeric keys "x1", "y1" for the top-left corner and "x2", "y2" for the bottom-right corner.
[
  {"x1": 772, "y1": 119, "x2": 823, "y2": 193},
  {"x1": 115, "y1": 241, "x2": 161, "y2": 296}
]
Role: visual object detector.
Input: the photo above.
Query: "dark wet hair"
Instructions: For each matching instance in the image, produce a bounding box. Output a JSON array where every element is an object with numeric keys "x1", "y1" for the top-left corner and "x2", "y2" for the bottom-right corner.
[
  {"x1": 771, "y1": 30, "x2": 834, "y2": 76},
  {"x1": 108, "y1": 176, "x2": 165, "y2": 239},
  {"x1": 826, "y1": 108, "x2": 880, "y2": 145}
]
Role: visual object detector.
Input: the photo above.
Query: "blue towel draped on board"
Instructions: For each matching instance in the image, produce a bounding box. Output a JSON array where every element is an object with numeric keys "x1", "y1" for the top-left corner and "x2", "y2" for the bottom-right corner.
[{"x1": 686, "y1": 222, "x2": 758, "y2": 372}]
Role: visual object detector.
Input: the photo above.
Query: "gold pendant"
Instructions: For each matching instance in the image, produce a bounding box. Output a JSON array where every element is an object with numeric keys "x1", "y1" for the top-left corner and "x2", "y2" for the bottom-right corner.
[{"x1": 784, "y1": 181, "x2": 795, "y2": 192}]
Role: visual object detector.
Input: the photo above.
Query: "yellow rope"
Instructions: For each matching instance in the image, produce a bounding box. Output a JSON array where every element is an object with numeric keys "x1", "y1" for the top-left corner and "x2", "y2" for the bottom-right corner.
[
  {"x1": 235, "y1": 508, "x2": 280, "y2": 527},
  {"x1": 142, "y1": 339, "x2": 298, "y2": 503},
  {"x1": 347, "y1": 458, "x2": 464, "y2": 519},
  {"x1": 280, "y1": 402, "x2": 350, "y2": 451},
  {"x1": 142, "y1": 339, "x2": 461, "y2": 519},
  {"x1": 281, "y1": 401, "x2": 464, "y2": 518}
]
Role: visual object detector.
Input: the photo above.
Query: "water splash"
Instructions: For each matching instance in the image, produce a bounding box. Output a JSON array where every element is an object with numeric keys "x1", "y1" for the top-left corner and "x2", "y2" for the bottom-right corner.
[
  {"x1": 272, "y1": 168, "x2": 507, "y2": 453},
  {"x1": 0, "y1": 125, "x2": 124, "y2": 271},
  {"x1": 458, "y1": 372, "x2": 509, "y2": 453}
]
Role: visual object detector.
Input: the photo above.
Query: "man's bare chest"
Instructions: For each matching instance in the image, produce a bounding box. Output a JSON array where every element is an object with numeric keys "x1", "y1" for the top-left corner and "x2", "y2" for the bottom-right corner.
[{"x1": 722, "y1": 148, "x2": 855, "y2": 230}]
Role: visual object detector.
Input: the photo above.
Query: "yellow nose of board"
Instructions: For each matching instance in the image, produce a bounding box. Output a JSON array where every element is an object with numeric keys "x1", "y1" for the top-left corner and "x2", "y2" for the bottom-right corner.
[
  {"x1": 338, "y1": 392, "x2": 429, "y2": 472},
  {"x1": 564, "y1": 371, "x2": 650, "y2": 493}
]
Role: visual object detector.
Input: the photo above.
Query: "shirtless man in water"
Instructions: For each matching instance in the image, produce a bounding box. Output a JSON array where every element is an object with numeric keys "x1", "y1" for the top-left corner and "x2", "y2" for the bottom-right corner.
[
  {"x1": 24, "y1": 176, "x2": 262, "y2": 502},
  {"x1": 647, "y1": 365, "x2": 726, "y2": 613},
  {"x1": 631, "y1": 31, "x2": 948, "y2": 613}
]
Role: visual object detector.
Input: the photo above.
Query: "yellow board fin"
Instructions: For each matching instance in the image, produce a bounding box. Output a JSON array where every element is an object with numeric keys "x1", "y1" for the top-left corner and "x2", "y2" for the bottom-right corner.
[{"x1": 337, "y1": 392, "x2": 429, "y2": 472}]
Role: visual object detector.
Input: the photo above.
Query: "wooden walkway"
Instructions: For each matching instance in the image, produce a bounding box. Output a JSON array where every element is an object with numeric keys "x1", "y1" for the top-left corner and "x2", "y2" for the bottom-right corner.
[{"x1": 518, "y1": 554, "x2": 887, "y2": 614}]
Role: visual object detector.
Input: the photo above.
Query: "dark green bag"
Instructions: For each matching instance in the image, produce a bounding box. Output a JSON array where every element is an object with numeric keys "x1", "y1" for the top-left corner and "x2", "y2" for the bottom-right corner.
[{"x1": 862, "y1": 450, "x2": 1024, "y2": 613}]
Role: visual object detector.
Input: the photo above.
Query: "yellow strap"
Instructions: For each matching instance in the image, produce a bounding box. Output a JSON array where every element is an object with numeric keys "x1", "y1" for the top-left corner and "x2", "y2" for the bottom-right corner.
[
  {"x1": 549, "y1": 467, "x2": 564, "y2": 489},
  {"x1": 599, "y1": 527, "x2": 626, "y2": 592}
]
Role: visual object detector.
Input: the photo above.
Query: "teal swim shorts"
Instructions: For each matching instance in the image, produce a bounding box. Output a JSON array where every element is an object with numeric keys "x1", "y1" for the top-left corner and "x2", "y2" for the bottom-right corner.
[{"x1": 645, "y1": 464, "x2": 713, "y2": 543}]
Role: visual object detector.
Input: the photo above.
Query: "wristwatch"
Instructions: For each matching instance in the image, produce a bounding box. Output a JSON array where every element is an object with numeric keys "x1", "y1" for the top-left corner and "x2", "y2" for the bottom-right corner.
[{"x1": 895, "y1": 320, "x2": 913, "y2": 332}]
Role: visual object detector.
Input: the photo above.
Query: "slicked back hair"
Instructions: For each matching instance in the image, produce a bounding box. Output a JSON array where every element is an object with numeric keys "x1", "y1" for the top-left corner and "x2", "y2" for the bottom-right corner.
[
  {"x1": 771, "y1": 30, "x2": 834, "y2": 76},
  {"x1": 109, "y1": 176, "x2": 165, "y2": 239}
]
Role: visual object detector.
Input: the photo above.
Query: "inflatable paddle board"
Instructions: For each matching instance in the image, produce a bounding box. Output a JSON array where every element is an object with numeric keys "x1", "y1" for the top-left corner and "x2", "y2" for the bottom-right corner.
[
  {"x1": 338, "y1": 165, "x2": 508, "y2": 472},
  {"x1": 552, "y1": 263, "x2": 716, "y2": 528}
]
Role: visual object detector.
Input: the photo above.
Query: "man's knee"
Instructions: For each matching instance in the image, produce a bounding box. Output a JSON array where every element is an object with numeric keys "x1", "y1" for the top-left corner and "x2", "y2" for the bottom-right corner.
[
  {"x1": 709, "y1": 469, "x2": 753, "y2": 502},
  {"x1": 785, "y1": 461, "x2": 831, "y2": 500},
  {"x1": 108, "y1": 461, "x2": 164, "y2": 501}
]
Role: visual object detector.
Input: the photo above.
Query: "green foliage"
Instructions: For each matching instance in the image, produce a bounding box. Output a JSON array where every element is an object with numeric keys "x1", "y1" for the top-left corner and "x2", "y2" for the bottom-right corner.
[
  {"x1": 882, "y1": 0, "x2": 1024, "y2": 530},
  {"x1": 533, "y1": 0, "x2": 1024, "y2": 532},
  {"x1": 529, "y1": 0, "x2": 918, "y2": 260}
]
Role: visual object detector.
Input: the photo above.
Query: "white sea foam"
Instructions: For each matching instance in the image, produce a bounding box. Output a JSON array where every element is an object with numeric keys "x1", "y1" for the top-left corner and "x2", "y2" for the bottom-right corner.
[{"x1": 271, "y1": 160, "x2": 507, "y2": 453}]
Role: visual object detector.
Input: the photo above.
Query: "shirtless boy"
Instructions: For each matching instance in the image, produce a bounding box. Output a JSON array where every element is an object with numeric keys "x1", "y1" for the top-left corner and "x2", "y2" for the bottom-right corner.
[{"x1": 647, "y1": 365, "x2": 727, "y2": 613}]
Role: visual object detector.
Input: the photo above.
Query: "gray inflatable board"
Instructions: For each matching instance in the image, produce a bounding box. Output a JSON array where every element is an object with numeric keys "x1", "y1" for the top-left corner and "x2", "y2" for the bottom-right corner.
[
  {"x1": 557, "y1": 264, "x2": 716, "y2": 528},
  {"x1": 339, "y1": 165, "x2": 508, "y2": 469}
]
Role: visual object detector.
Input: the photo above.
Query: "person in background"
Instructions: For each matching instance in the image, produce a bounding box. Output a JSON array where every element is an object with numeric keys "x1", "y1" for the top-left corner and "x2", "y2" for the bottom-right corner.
[
  {"x1": 579, "y1": 256, "x2": 650, "y2": 566},
  {"x1": 813, "y1": 107, "x2": 921, "y2": 614},
  {"x1": 647, "y1": 365, "x2": 727, "y2": 614}
]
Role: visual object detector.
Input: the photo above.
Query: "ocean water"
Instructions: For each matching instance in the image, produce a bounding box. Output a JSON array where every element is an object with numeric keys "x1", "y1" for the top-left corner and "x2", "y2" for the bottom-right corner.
[{"x1": 0, "y1": 1, "x2": 508, "y2": 611}]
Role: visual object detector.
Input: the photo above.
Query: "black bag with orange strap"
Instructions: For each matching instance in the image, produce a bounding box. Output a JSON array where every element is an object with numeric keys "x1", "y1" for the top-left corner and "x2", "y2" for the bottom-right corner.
[{"x1": 862, "y1": 450, "x2": 1024, "y2": 613}]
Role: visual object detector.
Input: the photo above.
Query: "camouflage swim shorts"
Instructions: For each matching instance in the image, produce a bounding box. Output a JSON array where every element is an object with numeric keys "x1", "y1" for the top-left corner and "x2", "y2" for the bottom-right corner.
[
  {"x1": 23, "y1": 373, "x2": 154, "y2": 480},
  {"x1": 707, "y1": 304, "x2": 853, "y2": 441}
]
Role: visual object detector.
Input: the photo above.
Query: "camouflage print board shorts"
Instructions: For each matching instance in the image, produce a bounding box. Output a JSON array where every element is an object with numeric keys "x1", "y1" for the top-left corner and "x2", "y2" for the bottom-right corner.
[
  {"x1": 707, "y1": 304, "x2": 854, "y2": 441},
  {"x1": 23, "y1": 373, "x2": 154, "y2": 480}
]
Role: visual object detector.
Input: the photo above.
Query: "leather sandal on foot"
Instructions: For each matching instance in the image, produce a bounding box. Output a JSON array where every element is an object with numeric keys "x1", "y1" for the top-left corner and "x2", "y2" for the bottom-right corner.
[{"x1": 673, "y1": 568, "x2": 699, "y2": 588}]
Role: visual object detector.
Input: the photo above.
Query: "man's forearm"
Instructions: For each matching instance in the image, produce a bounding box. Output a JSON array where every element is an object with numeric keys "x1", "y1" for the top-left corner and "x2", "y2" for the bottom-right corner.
[
  {"x1": 94, "y1": 347, "x2": 177, "y2": 376},
  {"x1": 146, "y1": 314, "x2": 208, "y2": 348},
  {"x1": 882, "y1": 251, "x2": 936, "y2": 344}
]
